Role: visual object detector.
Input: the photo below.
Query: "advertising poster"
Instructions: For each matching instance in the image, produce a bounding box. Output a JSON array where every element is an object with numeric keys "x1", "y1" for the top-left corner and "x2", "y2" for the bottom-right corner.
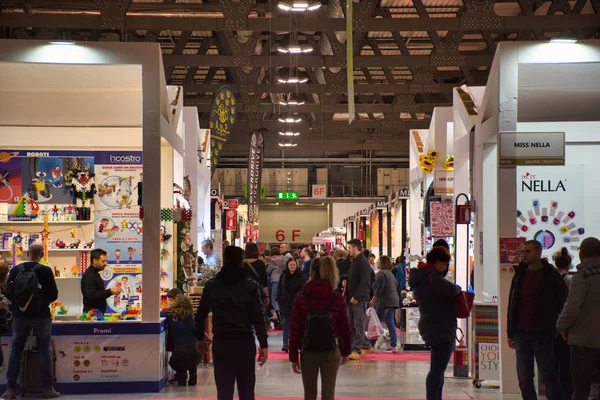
[
  {"x1": 101, "y1": 265, "x2": 143, "y2": 314},
  {"x1": 53, "y1": 334, "x2": 161, "y2": 384},
  {"x1": 478, "y1": 342, "x2": 500, "y2": 381},
  {"x1": 94, "y1": 152, "x2": 143, "y2": 265},
  {"x1": 499, "y1": 237, "x2": 526, "y2": 264},
  {"x1": 430, "y1": 201, "x2": 455, "y2": 237},
  {"x1": 0, "y1": 150, "x2": 95, "y2": 219},
  {"x1": 516, "y1": 165, "x2": 584, "y2": 266}
]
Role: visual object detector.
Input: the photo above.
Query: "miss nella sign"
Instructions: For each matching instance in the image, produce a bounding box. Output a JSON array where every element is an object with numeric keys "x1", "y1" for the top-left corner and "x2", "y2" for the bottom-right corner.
[
  {"x1": 247, "y1": 129, "x2": 265, "y2": 224},
  {"x1": 499, "y1": 132, "x2": 565, "y2": 167}
]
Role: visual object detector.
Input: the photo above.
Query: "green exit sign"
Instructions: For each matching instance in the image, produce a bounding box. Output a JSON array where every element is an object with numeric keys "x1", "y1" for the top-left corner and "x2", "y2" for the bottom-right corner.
[{"x1": 276, "y1": 192, "x2": 299, "y2": 200}]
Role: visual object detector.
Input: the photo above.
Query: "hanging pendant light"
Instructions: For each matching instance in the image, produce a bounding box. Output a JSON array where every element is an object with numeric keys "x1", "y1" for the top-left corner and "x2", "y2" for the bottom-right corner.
[
  {"x1": 277, "y1": 1, "x2": 322, "y2": 12},
  {"x1": 279, "y1": 94, "x2": 306, "y2": 106},
  {"x1": 277, "y1": 32, "x2": 313, "y2": 54},
  {"x1": 279, "y1": 131, "x2": 301, "y2": 137},
  {"x1": 278, "y1": 115, "x2": 303, "y2": 123},
  {"x1": 278, "y1": 141, "x2": 299, "y2": 147}
]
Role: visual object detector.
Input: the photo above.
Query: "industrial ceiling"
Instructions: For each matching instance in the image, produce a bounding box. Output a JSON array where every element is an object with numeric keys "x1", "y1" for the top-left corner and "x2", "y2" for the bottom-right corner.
[{"x1": 0, "y1": 0, "x2": 599, "y2": 161}]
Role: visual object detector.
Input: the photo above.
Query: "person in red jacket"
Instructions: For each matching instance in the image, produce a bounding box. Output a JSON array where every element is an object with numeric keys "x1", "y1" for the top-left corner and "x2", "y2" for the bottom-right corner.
[{"x1": 289, "y1": 256, "x2": 351, "y2": 400}]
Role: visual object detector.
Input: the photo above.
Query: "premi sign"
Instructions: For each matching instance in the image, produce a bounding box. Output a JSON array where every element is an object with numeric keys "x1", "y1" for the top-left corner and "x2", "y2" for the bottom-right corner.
[{"x1": 312, "y1": 185, "x2": 327, "y2": 199}]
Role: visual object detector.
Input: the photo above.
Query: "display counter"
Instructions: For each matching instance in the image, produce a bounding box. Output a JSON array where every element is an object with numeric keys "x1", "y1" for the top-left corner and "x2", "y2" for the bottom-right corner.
[{"x1": 0, "y1": 319, "x2": 167, "y2": 395}]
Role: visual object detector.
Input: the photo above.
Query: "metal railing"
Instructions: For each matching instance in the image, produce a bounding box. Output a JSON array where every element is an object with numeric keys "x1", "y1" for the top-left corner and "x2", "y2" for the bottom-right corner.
[{"x1": 216, "y1": 184, "x2": 408, "y2": 199}]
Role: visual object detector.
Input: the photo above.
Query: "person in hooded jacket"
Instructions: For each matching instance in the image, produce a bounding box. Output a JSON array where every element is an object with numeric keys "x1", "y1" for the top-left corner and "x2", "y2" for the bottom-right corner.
[
  {"x1": 408, "y1": 246, "x2": 461, "y2": 400},
  {"x1": 289, "y1": 256, "x2": 351, "y2": 400},
  {"x1": 196, "y1": 246, "x2": 268, "y2": 400},
  {"x1": 267, "y1": 247, "x2": 287, "y2": 327},
  {"x1": 277, "y1": 258, "x2": 306, "y2": 353}
]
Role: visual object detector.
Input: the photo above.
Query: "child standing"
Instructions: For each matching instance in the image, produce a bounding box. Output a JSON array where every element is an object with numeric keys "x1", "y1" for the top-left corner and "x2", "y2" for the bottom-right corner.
[{"x1": 167, "y1": 295, "x2": 199, "y2": 386}]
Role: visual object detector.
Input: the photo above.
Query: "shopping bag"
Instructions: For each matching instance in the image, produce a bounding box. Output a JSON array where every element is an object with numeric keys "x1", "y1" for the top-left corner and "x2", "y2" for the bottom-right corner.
[
  {"x1": 454, "y1": 291, "x2": 475, "y2": 319},
  {"x1": 366, "y1": 307, "x2": 385, "y2": 340}
]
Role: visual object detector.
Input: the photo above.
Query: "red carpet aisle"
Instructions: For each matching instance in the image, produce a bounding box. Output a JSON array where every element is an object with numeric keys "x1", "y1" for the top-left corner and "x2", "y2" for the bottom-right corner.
[
  {"x1": 133, "y1": 398, "x2": 472, "y2": 400},
  {"x1": 268, "y1": 351, "x2": 435, "y2": 362}
]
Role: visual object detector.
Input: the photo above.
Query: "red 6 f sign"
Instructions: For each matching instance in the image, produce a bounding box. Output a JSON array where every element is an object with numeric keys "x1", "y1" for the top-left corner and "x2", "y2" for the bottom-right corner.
[{"x1": 276, "y1": 230, "x2": 301, "y2": 242}]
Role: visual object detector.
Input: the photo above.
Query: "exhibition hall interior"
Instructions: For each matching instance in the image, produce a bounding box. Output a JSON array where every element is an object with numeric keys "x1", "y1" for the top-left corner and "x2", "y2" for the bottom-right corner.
[{"x1": 0, "y1": 1, "x2": 600, "y2": 399}]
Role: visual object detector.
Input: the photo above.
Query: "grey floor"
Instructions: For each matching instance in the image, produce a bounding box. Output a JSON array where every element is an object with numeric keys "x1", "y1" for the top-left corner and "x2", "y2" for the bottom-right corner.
[{"x1": 63, "y1": 332, "x2": 511, "y2": 400}]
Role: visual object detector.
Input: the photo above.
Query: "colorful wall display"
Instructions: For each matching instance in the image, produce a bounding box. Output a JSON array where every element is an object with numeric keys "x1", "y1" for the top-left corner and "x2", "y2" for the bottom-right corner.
[
  {"x1": 516, "y1": 165, "x2": 584, "y2": 266},
  {"x1": 0, "y1": 150, "x2": 95, "y2": 221}
]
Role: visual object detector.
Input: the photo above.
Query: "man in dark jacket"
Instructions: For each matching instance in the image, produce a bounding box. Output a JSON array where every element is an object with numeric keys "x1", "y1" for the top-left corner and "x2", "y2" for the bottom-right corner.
[
  {"x1": 507, "y1": 240, "x2": 567, "y2": 400},
  {"x1": 81, "y1": 249, "x2": 121, "y2": 313},
  {"x1": 3, "y1": 244, "x2": 59, "y2": 399},
  {"x1": 196, "y1": 246, "x2": 268, "y2": 400},
  {"x1": 346, "y1": 239, "x2": 374, "y2": 360}
]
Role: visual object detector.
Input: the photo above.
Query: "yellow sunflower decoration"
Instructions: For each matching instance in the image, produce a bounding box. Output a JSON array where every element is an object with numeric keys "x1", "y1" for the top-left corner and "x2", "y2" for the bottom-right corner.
[
  {"x1": 419, "y1": 149, "x2": 439, "y2": 174},
  {"x1": 444, "y1": 154, "x2": 454, "y2": 171}
]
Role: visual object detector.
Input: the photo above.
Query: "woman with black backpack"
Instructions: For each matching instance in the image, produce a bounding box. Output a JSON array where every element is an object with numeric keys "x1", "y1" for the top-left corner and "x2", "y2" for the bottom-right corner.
[{"x1": 289, "y1": 256, "x2": 351, "y2": 400}]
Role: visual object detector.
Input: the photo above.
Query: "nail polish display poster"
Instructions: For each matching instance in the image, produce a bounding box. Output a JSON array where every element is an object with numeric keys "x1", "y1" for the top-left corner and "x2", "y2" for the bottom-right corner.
[
  {"x1": 93, "y1": 152, "x2": 143, "y2": 265},
  {"x1": 516, "y1": 165, "x2": 584, "y2": 266}
]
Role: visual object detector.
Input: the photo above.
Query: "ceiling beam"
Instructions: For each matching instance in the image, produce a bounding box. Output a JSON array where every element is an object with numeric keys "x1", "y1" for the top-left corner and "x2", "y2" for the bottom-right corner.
[
  {"x1": 229, "y1": 119, "x2": 431, "y2": 128},
  {"x1": 182, "y1": 83, "x2": 458, "y2": 94},
  {"x1": 184, "y1": 100, "x2": 436, "y2": 114},
  {"x1": 164, "y1": 54, "x2": 493, "y2": 68},
  {"x1": 1, "y1": 13, "x2": 598, "y2": 32}
]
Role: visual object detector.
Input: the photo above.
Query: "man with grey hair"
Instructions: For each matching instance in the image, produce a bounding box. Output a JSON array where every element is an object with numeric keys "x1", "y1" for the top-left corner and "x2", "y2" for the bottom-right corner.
[
  {"x1": 202, "y1": 239, "x2": 219, "y2": 266},
  {"x1": 558, "y1": 237, "x2": 600, "y2": 400},
  {"x1": 2, "y1": 244, "x2": 59, "y2": 399}
]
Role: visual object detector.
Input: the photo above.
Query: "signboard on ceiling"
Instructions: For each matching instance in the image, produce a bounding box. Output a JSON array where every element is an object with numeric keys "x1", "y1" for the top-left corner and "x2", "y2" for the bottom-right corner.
[
  {"x1": 247, "y1": 129, "x2": 265, "y2": 224},
  {"x1": 434, "y1": 170, "x2": 454, "y2": 195},
  {"x1": 276, "y1": 192, "x2": 299, "y2": 200},
  {"x1": 209, "y1": 87, "x2": 237, "y2": 174},
  {"x1": 311, "y1": 185, "x2": 327, "y2": 199},
  {"x1": 499, "y1": 132, "x2": 565, "y2": 167}
]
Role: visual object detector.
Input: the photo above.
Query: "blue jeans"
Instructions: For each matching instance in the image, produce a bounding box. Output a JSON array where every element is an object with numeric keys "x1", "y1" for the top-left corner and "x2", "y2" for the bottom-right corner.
[
  {"x1": 282, "y1": 314, "x2": 291, "y2": 347},
  {"x1": 514, "y1": 329, "x2": 566, "y2": 400},
  {"x1": 426, "y1": 341, "x2": 455, "y2": 400},
  {"x1": 379, "y1": 308, "x2": 398, "y2": 348},
  {"x1": 270, "y1": 282, "x2": 280, "y2": 312},
  {"x1": 7, "y1": 317, "x2": 54, "y2": 389}
]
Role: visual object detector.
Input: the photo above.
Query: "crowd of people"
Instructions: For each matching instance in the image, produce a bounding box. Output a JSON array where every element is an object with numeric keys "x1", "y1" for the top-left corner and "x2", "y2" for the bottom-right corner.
[{"x1": 0, "y1": 235, "x2": 599, "y2": 400}]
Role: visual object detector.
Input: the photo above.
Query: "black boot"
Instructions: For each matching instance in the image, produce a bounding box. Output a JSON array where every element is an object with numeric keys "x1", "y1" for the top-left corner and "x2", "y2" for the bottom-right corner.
[
  {"x1": 188, "y1": 368, "x2": 197, "y2": 386},
  {"x1": 176, "y1": 370, "x2": 188, "y2": 386}
]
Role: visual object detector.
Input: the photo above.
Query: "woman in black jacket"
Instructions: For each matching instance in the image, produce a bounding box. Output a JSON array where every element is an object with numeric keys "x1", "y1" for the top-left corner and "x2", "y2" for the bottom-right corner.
[
  {"x1": 277, "y1": 258, "x2": 306, "y2": 352},
  {"x1": 408, "y1": 247, "x2": 461, "y2": 400}
]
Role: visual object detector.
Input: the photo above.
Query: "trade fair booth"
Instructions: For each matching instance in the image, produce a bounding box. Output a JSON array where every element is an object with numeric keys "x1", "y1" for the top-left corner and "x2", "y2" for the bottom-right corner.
[
  {"x1": 0, "y1": 39, "x2": 182, "y2": 394},
  {"x1": 474, "y1": 40, "x2": 600, "y2": 394}
]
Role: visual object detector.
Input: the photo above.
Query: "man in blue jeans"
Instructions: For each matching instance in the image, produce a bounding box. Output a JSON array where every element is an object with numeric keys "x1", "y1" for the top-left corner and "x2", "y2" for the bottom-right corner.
[
  {"x1": 2, "y1": 244, "x2": 59, "y2": 399},
  {"x1": 507, "y1": 240, "x2": 568, "y2": 400}
]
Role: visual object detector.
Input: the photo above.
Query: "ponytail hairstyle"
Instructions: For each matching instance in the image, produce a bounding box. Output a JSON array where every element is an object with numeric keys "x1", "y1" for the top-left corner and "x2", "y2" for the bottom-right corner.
[{"x1": 554, "y1": 247, "x2": 572, "y2": 271}]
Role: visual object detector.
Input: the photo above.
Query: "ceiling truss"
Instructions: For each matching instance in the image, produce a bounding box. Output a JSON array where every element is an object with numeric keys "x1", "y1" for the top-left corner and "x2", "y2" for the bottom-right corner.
[{"x1": 1, "y1": 0, "x2": 599, "y2": 154}]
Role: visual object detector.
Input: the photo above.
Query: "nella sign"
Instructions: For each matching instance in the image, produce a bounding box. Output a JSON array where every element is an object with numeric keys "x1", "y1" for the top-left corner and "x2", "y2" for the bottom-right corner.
[
  {"x1": 521, "y1": 172, "x2": 566, "y2": 193},
  {"x1": 499, "y1": 132, "x2": 565, "y2": 167}
]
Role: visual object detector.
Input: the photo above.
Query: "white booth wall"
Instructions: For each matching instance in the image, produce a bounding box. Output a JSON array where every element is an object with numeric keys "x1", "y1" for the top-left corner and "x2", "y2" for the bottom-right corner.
[{"x1": 475, "y1": 40, "x2": 600, "y2": 394}]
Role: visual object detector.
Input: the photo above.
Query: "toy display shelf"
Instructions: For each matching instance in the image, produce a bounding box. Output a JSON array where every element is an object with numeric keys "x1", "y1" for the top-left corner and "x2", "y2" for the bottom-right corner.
[{"x1": 0, "y1": 221, "x2": 92, "y2": 224}]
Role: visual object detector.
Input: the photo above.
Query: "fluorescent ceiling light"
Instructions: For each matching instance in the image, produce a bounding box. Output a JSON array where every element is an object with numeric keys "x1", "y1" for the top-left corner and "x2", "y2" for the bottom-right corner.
[
  {"x1": 279, "y1": 99, "x2": 306, "y2": 106},
  {"x1": 278, "y1": 77, "x2": 308, "y2": 84},
  {"x1": 279, "y1": 131, "x2": 301, "y2": 136},
  {"x1": 278, "y1": 142, "x2": 298, "y2": 147},
  {"x1": 277, "y1": 45, "x2": 313, "y2": 54},
  {"x1": 278, "y1": 117, "x2": 302, "y2": 123},
  {"x1": 49, "y1": 40, "x2": 76, "y2": 45},
  {"x1": 550, "y1": 38, "x2": 577, "y2": 44},
  {"x1": 278, "y1": 1, "x2": 321, "y2": 12}
]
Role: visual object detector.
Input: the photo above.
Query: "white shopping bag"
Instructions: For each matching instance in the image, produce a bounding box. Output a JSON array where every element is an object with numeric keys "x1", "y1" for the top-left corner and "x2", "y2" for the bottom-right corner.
[{"x1": 366, "y1": 307, "x2": 385, "y2": 340}]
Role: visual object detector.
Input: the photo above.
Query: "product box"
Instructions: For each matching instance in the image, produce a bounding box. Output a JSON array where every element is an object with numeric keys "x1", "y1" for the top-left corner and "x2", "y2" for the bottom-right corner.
[
  {"x1": 29, "y1": 234, "x2": 41, "y2": 247},
  {"x1": 2, "y1": 233, "x2": 12, "y2": 250}
]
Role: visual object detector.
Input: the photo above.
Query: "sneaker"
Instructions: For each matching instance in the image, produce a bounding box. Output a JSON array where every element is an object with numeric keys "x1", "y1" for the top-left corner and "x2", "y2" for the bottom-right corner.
[
  {"x1": 1, "y1": 389, "x2": 17, "y2": 399},
  {"x1": 168, "y1": 377, "x2": 178, "y2": 384},
  {"x1": 391, "y1": 346, "x2": 399, "y2": 353},
  {"x1": 40, "y1": 388, "x2": 61, "y2": 398},
  {"x1": 360, "y1": 347, "x2": 374, "y2": 356},
  {"x1": 348, "y1": 351, "x2": 362, "y2": 360}
]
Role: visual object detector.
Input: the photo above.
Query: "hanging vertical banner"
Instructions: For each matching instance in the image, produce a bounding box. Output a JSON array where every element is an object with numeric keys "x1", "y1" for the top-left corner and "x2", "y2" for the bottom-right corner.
[
  {"x1": 247, "y1": 129, "x2": 265, "y2": 224},
  {"x1": 346, "y1": 0, "x2": 355, "y2": 124},
  {"x1": 209, "y1": 87, "x2": 237, "y2": 175},
  {"x1": 226, "y1": 210, "x2": 237, "y2": 231}
]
